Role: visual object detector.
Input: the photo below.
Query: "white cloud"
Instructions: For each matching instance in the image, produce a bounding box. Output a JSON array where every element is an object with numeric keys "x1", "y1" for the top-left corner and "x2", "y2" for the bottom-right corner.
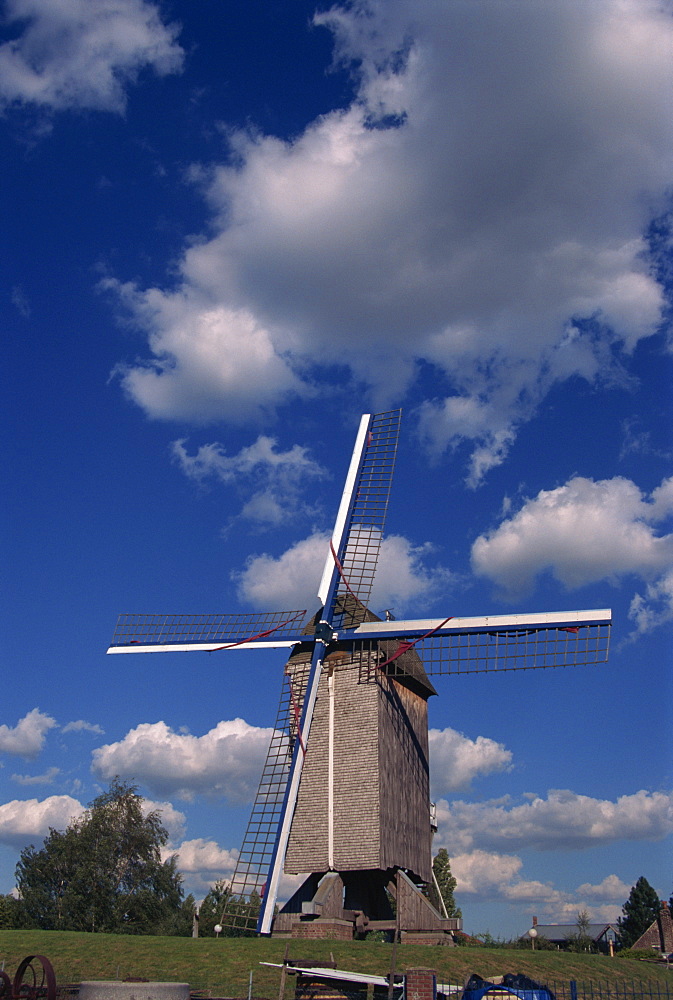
[
  {"x1": 0, "y1": 0, "x2": 183, "y2": 113},
  {"x1": 11, "y1": 767, "x2": 60, "y2": 786},
  {"x1": 448, "y1": 851, "x2": 636, "y2": 923},
  {"x1": 109, "y1": 284, "x2": 305, "y2": 423},
  {"x1": 171, "y1": 838, "x2": 238, "y2": 875},
  {"x1": 142, "y1": 798, "x2": 187, "y2": 843},
  {"x1": 0, "y1": 709, "x2": 57, "y2": 759},
  {"x1": 235, "y1": 530, "x2": 454, "y2": 614},
  {"x1": 575, "y1": 874, "x2": 631, "y2": 902},
  {"x1": 172, "y1": 435, "x2": 327, "y2": 527},
  {"x1": 620, "y1": 416, "x2": 672, "y2": 462},
  {"x1": 451, "y1": 850, "x2": 524, "y2": 896},
  {"x1": 0, "y1": 795, "x2": 84, "y2": 847},
  {"x1": 234, "y1": 531, "x2": 328, "y2": 610},
  {"x1": 435, "y1": 788, "x2": 673, "y2": 853},
  {"x1": 91, "y1": 718, "x2": 273, "y2": 803},
  {"x1": 62, "y1": 720, "x2": 104, "y2": 735},
  {"x1": 371, "y1": 535, "x2": 456, "y2": 614},
  {"x1": 500, "y1": 877, "x2": 568, "y2": 908},
  {"x1": 111, "y1": 0, "x2": 672, "y2": 480},
  {"x1": 429, "y1": 727, "x2": 512, "y2": 797},
  {"x1": 11, "y1": 286, "x2": 30, "y2": 318},
  {"x1": 565, "y1": 902, "x2": 622, "y2": 924},
  {"x1": 169, "y1": 840, "x2": 300, "y2": 900},
  {"x1": 471, "y1": 474, "x2": 673, "y2": 632},
  {"x1": 628, "y1": 567, "x2": 673, "y2": 637}
]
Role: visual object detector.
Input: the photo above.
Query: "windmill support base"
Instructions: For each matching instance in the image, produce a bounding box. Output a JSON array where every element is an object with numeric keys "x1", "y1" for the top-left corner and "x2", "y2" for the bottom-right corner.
[{"x1": 272, "y1": 869, "x2": 461, "y2": 942}]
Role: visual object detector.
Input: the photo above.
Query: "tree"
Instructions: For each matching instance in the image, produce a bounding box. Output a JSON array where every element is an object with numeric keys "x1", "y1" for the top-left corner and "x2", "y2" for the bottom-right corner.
[
  {"x1": 567, "y1": 909, "x2": 594, "y2": 952},
  {"x1": 16, "y1": 778, "x2": 184, "y2": 934},
  {"x1": 618, "y1": 876, "x2": 660, "y2": 949},
  {"x1": 0, "y1": 894, "x2": 26, "y2": 929},
  {"x1": 198, "y1": 879, "x2": 232, "y2": 937},
  {"x1": 195, "y1": 880, "x2": 261, "y2": 937},
  {"x1": 162, "y1": 894, "x2": 198, "y2": 937},
  {"x1": 430, "y1": 849, "x2": 462, "y2": 918}
]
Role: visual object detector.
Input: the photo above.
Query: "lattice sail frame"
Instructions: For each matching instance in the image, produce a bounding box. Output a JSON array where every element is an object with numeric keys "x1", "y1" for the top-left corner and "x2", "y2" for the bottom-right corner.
[
  {"x1": 109, "y1": 610, "x2": 308, "y2": 653},
  {"x1": 320, "y1": 409, "x2": 401, "y2": 629},
  {"x1": 357, "y1": 620, "x2": 611, "y2": 679}
]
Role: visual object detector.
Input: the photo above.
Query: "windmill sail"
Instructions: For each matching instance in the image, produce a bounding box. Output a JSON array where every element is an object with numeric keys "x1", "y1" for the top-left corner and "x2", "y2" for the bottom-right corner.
[
  {"x1": 107, "y1": 609, "x2": 307, "y2": 654},
  {"x1": 319, "y1": 409, "x2": 401, "y2": 628},
  {"x1": 348, "y1": 609, "x2": 611, "y2": 680}
]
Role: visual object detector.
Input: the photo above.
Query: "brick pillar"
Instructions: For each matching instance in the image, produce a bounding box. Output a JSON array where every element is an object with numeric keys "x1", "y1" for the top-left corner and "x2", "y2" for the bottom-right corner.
[
  {"x1": 405, "y1": 969, "x2": 436, "y2": 1000},
  {"x1": 659, "y1": 900, "x2": 673, "y2": 952}
]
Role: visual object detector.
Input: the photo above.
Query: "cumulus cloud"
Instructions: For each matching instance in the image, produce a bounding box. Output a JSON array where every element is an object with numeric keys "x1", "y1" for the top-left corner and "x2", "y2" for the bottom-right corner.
[
  {"x1": 628, "y1": 567, "x2": 673, "y2": 637},
  {"x1": 172, "y1": 434, "x2": 327, "y2": 527},
  {"x1": 371, "y1": 535, "x2": 456, "y2": 614},
  {"x1": 142, "y1": 798, "x2": 187, "y2": 843},
  {"x1": 576, "y1": 874, "x2": 632, "y2": 901},
  {"x1": 471, "y1": 474, "x2": 673, "y2": 632},
  {"x1": 235, "y1": 530, "x2": 454, "y2": 613},
  {"x1": 429, "y1": 727, "x2": 512, "y2": 797},
  {"x1": 11, "y1": 767, "x2": 60, "y2": 786},
  {"x1": 62, "y1": 720, "x2": 104, "y2": 735},
  {"x1": 451, "y1": 850, "x2": 524, "y2": 897},
  {"x1": 0, "y1": 0, "x2": 183, "y2": 113},
  {"x1": 171, "y1": 845, "x2": 306, "y2": 901},
  {"x1": 110, "y1": 0, "x2": 672, "y2": 480},
  {"x1": 450, "y1": 850, "x2": 627, "y2": 922},
  {"x1": 450, "y1": 849, "x2": 565, "y2": 910},
  {"x1": 0, "y1": 795, "x2": 84, "y2": 848},
  {"x1": 234, "y1": 531, "x2": 328, "y2": 609},
  {"x1": 109, "y1": 284, "x2": 305, "y2": 423},
  {"x1": 91, "y1": 719, "x2": 273, "y2": 803},
  {"x1": 435, "y1": 788, "x2": 673, "y2": 853},
  {"x1": 171, "y1": 838, "x2": 238, "y2": 875},
  {"x1": 0, "y1": 709, "x2": 57, "y2": 759}
]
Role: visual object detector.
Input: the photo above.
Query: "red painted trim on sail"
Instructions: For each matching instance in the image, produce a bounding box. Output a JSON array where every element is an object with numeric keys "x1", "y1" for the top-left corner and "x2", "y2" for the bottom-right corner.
[
  {"x1": 209, "y1": 610, "x2": 307, "y2": 652},
  {"x1": 377, "y1": 616, "x2": 455, "y2": 669}
]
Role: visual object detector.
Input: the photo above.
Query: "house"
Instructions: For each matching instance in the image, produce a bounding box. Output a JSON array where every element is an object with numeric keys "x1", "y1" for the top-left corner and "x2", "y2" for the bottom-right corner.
[
  {"x1": 523, "y1": 915, "x2": 619, "y2": 950},
  {"x1": 631, "y1": 901, "x2": 673, "y2": 954}
]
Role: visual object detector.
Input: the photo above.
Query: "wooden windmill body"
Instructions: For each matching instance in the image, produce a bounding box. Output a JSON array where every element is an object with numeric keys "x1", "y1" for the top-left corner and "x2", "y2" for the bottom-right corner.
[
  {"x1": 272, "y1": 610, "x2": 439, "y2": 935},
  {"x1": 284, "y1": 642, "x2": 435, "y2": 880},
  {"x1": 108, "y1": 410, "x2": 611, "y2": 939}
]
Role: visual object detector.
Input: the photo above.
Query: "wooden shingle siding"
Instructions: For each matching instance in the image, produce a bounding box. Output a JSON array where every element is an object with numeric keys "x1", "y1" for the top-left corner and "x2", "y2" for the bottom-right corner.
[
  {"x1": 285, "y1": 656, "x2": 381, "y2": 873},
  {"x1": 378, "y1": 676, "x2": 432, "y2": 881},
  {"x1": 333, "y1": 666, "x2": 380, "y2": 870},
  {"x1": 285, "y1": 642, "x2": 432, "y2": 881}
]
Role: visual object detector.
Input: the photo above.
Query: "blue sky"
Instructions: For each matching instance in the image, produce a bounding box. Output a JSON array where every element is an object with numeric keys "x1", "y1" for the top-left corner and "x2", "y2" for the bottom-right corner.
[{"x1": 1, "y1": 0, "x2": 672, "y2": 940}]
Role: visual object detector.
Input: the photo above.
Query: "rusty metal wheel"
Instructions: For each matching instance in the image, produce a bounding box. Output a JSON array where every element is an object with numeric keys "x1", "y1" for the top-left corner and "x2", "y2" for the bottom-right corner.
[{"x1": 13, "y1": 956, "x2": 56, "y2": 1000}]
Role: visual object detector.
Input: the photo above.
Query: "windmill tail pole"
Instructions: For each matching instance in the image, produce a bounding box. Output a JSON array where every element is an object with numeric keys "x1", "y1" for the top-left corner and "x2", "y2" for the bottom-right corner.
[{"x1": 432, "y1": 869, "x2": 449, "y2": 919}]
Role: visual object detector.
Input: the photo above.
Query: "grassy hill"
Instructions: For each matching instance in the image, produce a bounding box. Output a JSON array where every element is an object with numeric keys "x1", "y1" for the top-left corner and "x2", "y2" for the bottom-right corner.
[{"x1": 0, "y1": 931, "x2": 669, "y2": 999}]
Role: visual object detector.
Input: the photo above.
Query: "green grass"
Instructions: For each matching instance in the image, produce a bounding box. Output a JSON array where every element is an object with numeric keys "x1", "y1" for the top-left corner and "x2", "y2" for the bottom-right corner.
[{"x1": 0, "y1": 932, "x2": 669, "y2": 998}]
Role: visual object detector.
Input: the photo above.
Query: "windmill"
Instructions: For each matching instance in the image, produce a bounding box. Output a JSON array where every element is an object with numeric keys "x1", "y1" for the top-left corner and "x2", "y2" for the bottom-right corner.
[{"x1": 107, "y1": 409, "x2": 611, "y2": 939}]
